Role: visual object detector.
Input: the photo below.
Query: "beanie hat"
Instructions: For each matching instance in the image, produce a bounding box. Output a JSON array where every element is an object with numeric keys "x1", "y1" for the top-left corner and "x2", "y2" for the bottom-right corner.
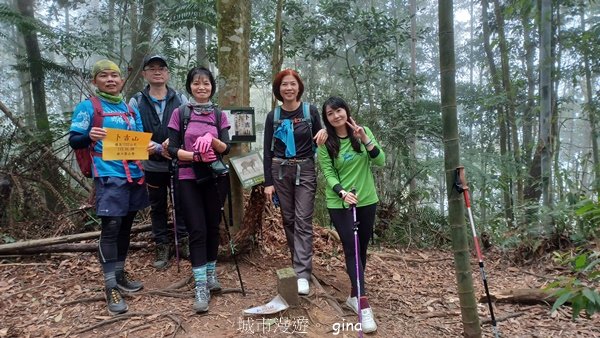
[{"x1": 92, "y1": 59, "x2": 121, "y2": 78}]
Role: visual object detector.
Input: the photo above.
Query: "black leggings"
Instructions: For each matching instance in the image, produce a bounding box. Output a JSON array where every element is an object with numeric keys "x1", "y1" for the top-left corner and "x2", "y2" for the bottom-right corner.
[
  {"x1": 178, "y1": 176, "x2": 227, "y2": 267},
  {"x1": 99, "y1": 211, "x2": 137, "y2": 265},
  {"x1": 328, "y1": 204, "x2": 376, "y2": 297}
]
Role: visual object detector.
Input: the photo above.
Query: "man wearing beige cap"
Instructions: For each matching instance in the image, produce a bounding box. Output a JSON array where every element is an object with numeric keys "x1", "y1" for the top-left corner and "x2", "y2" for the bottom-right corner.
[
  {"x1": 69, "y1": 59, "x2": 149, "y2": 315},
  {"x1": 129, "y1": 55, "x2": 189, "y2": 270}
]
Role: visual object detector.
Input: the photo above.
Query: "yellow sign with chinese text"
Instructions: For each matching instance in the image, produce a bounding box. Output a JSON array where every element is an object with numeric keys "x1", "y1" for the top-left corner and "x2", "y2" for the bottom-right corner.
[{"x1": 102, "y1": 128, "x2": 152, "y2": 160}]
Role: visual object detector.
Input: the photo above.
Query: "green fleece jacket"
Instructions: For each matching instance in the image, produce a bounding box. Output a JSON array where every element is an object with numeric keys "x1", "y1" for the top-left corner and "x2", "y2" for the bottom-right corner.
[{"x1": 317, "y1": 127, "x2": 385, "y2": 209}]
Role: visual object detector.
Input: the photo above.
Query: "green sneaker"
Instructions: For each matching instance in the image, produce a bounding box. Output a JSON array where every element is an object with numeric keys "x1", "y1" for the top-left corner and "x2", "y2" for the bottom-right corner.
[
  {"x1": 105, "y1": 287, "x2": 128, "y2": 315},
  {"x1": 116, "y1": 271, "x2": 143, "y2": 293},
  {"x1": 153, "y1": 243, "x2": 170, "y2": 270}
]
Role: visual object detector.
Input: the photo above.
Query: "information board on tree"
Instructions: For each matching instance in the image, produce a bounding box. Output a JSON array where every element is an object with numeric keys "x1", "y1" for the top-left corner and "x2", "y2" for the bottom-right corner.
[{"x1": 102, "y1": 128, "x2": 152, "y2": 161}]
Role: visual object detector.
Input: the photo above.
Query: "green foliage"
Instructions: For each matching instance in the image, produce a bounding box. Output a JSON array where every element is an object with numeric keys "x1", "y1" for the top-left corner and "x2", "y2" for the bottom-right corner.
[{"x1": 546, "y1": 250, "x2": 600, "y2": 319}]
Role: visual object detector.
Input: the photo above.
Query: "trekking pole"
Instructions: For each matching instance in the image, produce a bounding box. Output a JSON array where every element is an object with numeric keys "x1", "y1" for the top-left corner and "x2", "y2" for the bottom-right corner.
[
  {"x1": 350, "y1": 188, "x2": 363, "y2": 338},
  {"x1": 455, "y1": 166, "x2": 499, "y2": 338},
  {"x1": 169, "y1": 161, "x2": 180, "y2": 273},
  {"x1": 216, "y1": 175, "x2": 246, "y2": 296}
]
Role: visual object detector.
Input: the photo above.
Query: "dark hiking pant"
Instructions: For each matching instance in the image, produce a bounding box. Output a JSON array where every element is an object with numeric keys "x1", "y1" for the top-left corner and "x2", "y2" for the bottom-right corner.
[
  {"x1": 178, "y1": 176, "x2": 228, "y2": 267},
  {"x1": 271, "y1": 158, "x2": 316, "y2": 279},
  {"x1": 145, "y1": 171, "x2": 187, "y2": 244},
  {"x1": 328, "y1": 203, "x2": 376, "y2": 297}
]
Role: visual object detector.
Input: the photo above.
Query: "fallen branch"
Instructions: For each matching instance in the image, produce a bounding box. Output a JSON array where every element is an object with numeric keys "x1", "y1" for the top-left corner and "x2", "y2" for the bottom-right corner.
[
  {"x1": 74, "y1": 312, "x2": 154, "y2": 334},
  {"x1": 5, "y1": 241, "x2": 148, "y2": 255},
  {"x1": 480, "y1": 288, "x2": 556, "y2": 305},
  {"x1": 0, "y1": 224, "x2": 151, "y2": 254},
  {"x1": 373, "y1": 252, "x2": 453, "y2": 263}
]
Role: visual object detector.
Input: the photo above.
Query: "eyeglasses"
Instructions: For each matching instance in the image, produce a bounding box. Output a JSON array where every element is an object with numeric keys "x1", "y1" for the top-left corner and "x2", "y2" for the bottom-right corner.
[{"x1": 143, "y1": 66, "x2": 167, "y2": 72}]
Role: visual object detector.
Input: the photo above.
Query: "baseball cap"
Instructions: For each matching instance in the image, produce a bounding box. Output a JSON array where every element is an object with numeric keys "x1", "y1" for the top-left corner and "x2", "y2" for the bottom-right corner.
[{"x1": 143, "y1": 55, "x2": 168, "y2": 69}]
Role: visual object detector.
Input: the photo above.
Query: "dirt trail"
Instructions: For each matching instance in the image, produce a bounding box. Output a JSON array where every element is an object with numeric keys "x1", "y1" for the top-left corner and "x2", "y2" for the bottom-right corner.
[{"x1": 1, "y1": 233, "x2": 599, "y2": 337}]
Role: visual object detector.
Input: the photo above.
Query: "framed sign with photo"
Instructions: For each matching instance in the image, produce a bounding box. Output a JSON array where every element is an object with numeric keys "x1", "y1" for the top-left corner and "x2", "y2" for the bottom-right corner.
[
  {"x1": 229, "y1": 151, "x2": 264, "y2": 189},
  {"x1": 222, "y1": 107, "x2": 256, "y2": 143}
]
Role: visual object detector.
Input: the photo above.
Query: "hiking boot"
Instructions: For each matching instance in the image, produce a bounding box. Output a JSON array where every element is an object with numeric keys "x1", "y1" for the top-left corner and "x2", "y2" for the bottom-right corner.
[
  {"x1": 207, "y1": 273, "x2": 222, "y2": 292},
  {"x1": 116, "y1": 271, "x2": 143, "y2": 293},
  {"x1": 346, "y1": 296, "x2": 358, "y2": 314},
  {"x1": 153, "y1": 243, "x2": 170, "y2": 270},
  {"x1": 193, "y1": 283, "x2": 210, "y2": 313},
  {"x1": 359, "y1": 297, "x2": 377, "y2": 333},
  {"x1": 105, "y1": 287, "x2": 128, "y2": 315},
  {"x1": 178, "y1": 236, "x2": 190, "y2": 260}
]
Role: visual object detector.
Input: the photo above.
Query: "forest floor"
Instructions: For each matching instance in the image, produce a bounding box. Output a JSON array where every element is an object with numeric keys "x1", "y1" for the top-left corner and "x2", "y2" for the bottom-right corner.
[{"x1": 1, "y1": 218, "x2": 600, "y2": 338}]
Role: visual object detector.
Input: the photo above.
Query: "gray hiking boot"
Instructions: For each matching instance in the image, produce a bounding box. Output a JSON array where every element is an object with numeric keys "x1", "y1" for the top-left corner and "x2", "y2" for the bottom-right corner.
[
  {"x1": 193, "y1": 283, "x2": 210, "y2": 313},
  {"x1": 153, "y1": 243, "x2": 170, "y2": 269},
  {"x1": 178, "y1": 236, "x2": 190, "y2": 260},
  {"x1": 116, "y1": 271, "x2": 143, "y2": 293},
  {"x1": 105, "y1": 287, "x2": 128, "y2": 315},
  {"x1": 207, "y1": 272, "x2": 222, "y2": 292}
]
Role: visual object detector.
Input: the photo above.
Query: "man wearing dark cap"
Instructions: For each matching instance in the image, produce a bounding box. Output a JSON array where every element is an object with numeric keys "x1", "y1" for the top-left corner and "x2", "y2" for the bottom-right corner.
[{"x1": 129, "y1": 55, "x2": 188, "y2": 269}]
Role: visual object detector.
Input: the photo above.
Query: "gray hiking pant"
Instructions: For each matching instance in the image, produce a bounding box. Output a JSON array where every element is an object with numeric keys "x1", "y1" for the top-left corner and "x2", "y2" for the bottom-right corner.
[{"x1": 271, "y1": 158, "x2": 316, "y2": 279}]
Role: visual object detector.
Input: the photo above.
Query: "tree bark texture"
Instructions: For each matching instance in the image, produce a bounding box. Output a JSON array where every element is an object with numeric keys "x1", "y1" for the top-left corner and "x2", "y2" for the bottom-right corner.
[
  {"x1": 125, "y1": 0, "x2": 156, "y2": 98},
  {"x1": 438, "y1": 1, "x2": 482, "y2": 337},
  {"x1": 217, "y1": 0, "x2": 251, "y2": 230},
  {"x1": 270, "y1": 0, "x2": 284, "y2": 110},
  {"x1": 539, "y1": 0, "x2": 553, "y2": 209}
]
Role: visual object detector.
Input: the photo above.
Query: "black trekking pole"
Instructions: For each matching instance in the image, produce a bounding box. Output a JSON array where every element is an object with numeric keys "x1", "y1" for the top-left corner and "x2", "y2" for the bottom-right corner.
[
  {"x1": 455, "y1": 166, "x2": 499, "y2": 338},
  {"x1": 169, "y1": 160, "x2": 181, "y2": 273},
  {"x1": 350, "y1": 188, "x2": 363, "y2": 338},
  {"x1": 216, "y1": 174, "x2": 246, "y2": 296}
]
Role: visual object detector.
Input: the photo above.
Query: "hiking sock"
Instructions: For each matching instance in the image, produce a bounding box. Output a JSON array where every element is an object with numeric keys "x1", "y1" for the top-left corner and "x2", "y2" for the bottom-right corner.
[
  {"x1": 206, "y1": 261, "x2": 216, "y2": 276},
  {"x1": 359, "y1": 296, "x2": 370, "y2": 309},
  {"x1": 102, "y1": 262, "x2": 117, "y2": 288},
  {"x1": 115, "y1": 261, "x2": 125, "y2": 275},
  {"x1": 192, "y1": 265, "x2": 207, "y2": 284}
]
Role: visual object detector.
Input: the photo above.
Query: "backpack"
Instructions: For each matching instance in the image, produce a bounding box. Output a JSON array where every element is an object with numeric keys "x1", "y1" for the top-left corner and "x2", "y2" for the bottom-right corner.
[
  {"x1": 270, "y1": 102, "x2": 312, "y2": 152},
  {"x1": 178, "y1": 104, "x2": 222, "y2": 146},
  {"x1": 74, "y1": 96, "x2": 142, "y2": 182}
]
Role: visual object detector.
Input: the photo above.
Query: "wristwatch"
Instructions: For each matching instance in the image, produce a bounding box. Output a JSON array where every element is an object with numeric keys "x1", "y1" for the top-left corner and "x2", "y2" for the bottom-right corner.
[{"x1": 338, "y1": 190, "x2": 347, "y2": 199}]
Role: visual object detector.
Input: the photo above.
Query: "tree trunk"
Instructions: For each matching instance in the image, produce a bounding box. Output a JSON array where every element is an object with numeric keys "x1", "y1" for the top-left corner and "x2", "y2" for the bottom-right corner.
[
  {"x1": 493, "y1": 0, "x2": 522, "y2": 207},
  {"x1": 521, "y1": 2, "x2": 536, "y2": 169},
  {"x1": 552, "y1": 4, "x2": 563, "y2": 202},
  {"x1": 125, "y1": 0, "x2": 156, "y2": 98},
  {"x1": 270, "y1": 0, "x2": 284, "y2": 110},
  {"x1": 195, "y1": 23, "x2": 207, "y2": 65},
  {"x1": 408, "y1": 0, "x2": 418, "y2": 210},
  {"x1": 581, "y1": 2, "x2": 600, "y2": 196},
  {"x1": 439, "y1": 1, "x2": 481, "y2": 337},
  {"x1": 539, "y1": 0, "x2": 553, "y2": 210},
  {"x1": 482, "y1": 0, "x2": 514, "y2": 228},
  {"x1": 217, "y1": 0, "x2": 251, "y2": 230},
  {"x1": 15, "y1": 0, "x2": 50, "y2": 141}
]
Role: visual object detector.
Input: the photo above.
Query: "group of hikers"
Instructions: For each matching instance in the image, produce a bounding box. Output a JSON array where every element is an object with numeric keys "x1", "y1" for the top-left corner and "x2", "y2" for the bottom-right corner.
[{"x1": 69, "y1": 57, "x2": 385, "y2": 333}]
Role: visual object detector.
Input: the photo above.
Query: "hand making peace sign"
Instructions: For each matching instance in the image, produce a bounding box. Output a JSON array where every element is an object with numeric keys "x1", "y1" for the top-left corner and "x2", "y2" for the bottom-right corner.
[{"x1": 346, "y1": 117, "x2": 369, "y2": 144}]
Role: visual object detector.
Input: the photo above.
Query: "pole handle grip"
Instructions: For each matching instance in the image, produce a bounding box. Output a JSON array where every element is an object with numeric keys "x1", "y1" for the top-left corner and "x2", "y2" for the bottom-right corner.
[{"x1": 456, "y1": 166, "x2": 469, "y2": 191}]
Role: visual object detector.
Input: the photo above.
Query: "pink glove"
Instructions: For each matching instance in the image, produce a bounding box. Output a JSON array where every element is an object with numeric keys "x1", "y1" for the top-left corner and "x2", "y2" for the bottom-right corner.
[
  {"x1": 201, "y1": 147, "x2": 217, "y2": 162},
  {"x1": 193, "y1": 133, "x2": 214, "y2": 153}
]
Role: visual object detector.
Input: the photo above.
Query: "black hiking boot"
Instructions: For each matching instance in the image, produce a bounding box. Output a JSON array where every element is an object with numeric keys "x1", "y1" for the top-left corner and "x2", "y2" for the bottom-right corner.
[
  {"x1": 153, "y1": 243, "x2": 170, "y2": 270},
  {"x1": 105, "y1": 287, "x2": 128, "y2": 315},
  {"x1": 177, "y1": 236, "x2": 190, "y2": 260},
  {"x1": 116, "y1": 271, "x2": 143, "y2": 293}
]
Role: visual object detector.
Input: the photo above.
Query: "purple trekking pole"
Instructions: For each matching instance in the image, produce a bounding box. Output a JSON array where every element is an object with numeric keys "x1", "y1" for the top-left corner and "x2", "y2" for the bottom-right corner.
[
  {"x1": 169, "y1": 161, "x2": 180, "y2": 273},
  {"x1": 350, "y1": 188, "x2": 363, "y2": 338}
]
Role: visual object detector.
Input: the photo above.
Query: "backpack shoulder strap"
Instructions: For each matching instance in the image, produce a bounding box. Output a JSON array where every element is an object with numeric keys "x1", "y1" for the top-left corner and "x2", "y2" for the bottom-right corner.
[
  {"x1": 89, "y1": 96, "x2": 104, "y2": 129},
  {"x1": 214, "y1": 108, "x2": 222, "y2": 139},
  {"x1": 133, "y1": 92, "x2": 143, "y2": 109},
  {"x1": 271, "y1": 106, "x2": 282, "y2": 151},
  {"x1": 178, "y1": 103, "x2": 191, "y2": 150},
  {"x1": 302, "y1": 102, "x2": 310, "y2": 121}
]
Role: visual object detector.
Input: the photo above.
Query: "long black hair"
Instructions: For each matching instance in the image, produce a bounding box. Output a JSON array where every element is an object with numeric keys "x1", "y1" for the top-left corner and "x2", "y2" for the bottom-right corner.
[{"x1": 321, "y1": 96, "x2": 362, "y2": 159}]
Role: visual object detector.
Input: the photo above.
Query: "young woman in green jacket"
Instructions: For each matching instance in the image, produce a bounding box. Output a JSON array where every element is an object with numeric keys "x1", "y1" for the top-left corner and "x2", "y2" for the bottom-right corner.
[{"x1": 317, "y1": 96, "x2": 385, "y2": 333}]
